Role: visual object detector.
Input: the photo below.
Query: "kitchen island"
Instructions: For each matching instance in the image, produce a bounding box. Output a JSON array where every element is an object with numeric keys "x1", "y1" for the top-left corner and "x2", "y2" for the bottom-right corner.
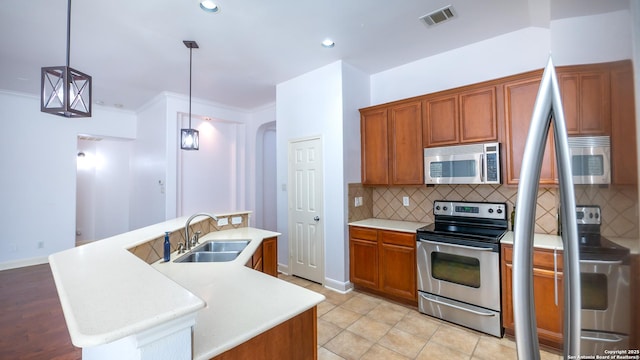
[{"x1": 49, "y1": 215, "x2": 325, "y2": 360}]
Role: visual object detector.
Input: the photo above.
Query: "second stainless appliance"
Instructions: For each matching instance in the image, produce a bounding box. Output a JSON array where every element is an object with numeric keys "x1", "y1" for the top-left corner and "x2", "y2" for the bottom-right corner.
[
  {"x1": 568, "y1": 136, "x2": 611, "y2": 185},
  {"x1": 576, "y1": 205, "x2": 630, "y2": 354},
  {"x1": 416, "y1": 200, "x2": 508, "y2": 337},
  {"x1": 424, "y1": 142, "x2": 500, "y2": 185}
]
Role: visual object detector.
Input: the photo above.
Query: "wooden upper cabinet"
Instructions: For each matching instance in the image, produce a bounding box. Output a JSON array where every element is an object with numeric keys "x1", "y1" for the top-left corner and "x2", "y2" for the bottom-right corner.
[
  {"x1": 361, "y1": 100, "x2": 423, "y2": 186},
  {"x1": 423, "y1": 94, "x2": 459, "y2": 147},
  {"x1": 557, "y1": 66, "x2": 611, "y2": 135},
  {"x1": 610, "y1": 61, "x2": 638, "y2": 185},
  {"x1": 423, "y1": 86, "x2": 497, "y2": 148},
  {"x1": 361, "y1": 108, "x2": 389, "y2": 185},
  {"x1": 459, "y1": 86, "x2": 498, "y2": 143},
  {"x1": 389, "y1": 101, "x2": 423, "y2": 185},
  {"x1": 503, "y1": 71, "x2": 557, "y2": 185}
]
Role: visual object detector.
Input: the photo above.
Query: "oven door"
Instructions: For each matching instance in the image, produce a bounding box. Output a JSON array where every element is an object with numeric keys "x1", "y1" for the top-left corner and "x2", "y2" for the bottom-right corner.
[
  {"x1": 580, "y1": 259, "x2": 630, "y2": 334},
  {"x1": 417, "y1": 238, "x2": 500, "y2": 311}
]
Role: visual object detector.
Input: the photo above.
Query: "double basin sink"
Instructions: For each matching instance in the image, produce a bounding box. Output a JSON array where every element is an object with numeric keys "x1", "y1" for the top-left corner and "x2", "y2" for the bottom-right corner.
[{"x1": 174, "y1": 239, "x2": 250, "y2": 263}]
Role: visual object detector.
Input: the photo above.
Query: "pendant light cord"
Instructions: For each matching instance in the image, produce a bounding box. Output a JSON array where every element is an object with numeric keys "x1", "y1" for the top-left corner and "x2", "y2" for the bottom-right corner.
[
  {"x1": 188, "y1": 46, "x2": 192, "y2": 129},
  {"x1": 66, "y1": 0, "x2": 71, "y2": 68}
]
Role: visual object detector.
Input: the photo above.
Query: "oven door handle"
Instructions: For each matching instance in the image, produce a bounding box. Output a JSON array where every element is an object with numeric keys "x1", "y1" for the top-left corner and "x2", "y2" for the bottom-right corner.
[
  {"x1": 420, "y1": 293, "x2": 496, "y2": 317},
  {"x1": 580, "y1": 259, "x2": 623, "y2": 265},
  {"x1": 419, "y1": 239, "x2": 494, "y2": 251},
  {"x1": 581, "y1": 333, "x2": 626, "y2": 343}
]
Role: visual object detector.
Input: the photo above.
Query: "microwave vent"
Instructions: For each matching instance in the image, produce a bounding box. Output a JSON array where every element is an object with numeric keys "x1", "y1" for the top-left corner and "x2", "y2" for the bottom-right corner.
[
  {"x1": 420, "y1": 5, "x2": 456, "y2": 27},
  {"x1": 567, "y1": 135, "x2": 610, "y2": 148}
]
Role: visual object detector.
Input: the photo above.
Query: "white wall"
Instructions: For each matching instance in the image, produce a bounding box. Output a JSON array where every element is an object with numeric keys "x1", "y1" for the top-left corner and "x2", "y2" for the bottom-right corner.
[
  {"x1": 371, "y1": 27, "x2": 550, "y2": 105},
  {"x1": 276, "y1": 61, "x2": 344, "y2": 287},
  {"x1": 551, "y1": 10, "x2": 633, "y2": 65},
  {"x1": 371, "y1": 10, "x2": 633, "y2": 107},
  {"x1": 94, "y1": 139, "x2": 133, "y2": 240},
  {"x1": 276, "y1": 61, "x2": 370, "y2": 290},
  {"x1": 0, "y1": 91, "x2": 136, "y2": 268},
  {"x1": 247, "y1": 105, "x2": 277, "y2": 229}
]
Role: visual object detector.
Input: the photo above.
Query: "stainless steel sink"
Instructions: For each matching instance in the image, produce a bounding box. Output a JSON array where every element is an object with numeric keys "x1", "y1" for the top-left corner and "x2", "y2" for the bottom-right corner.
[
  {"x1": 192, "y1": 240, "x2": 250, "y2": 253},
  {"x1": 174, "y1": 251, "x2": 240, "y2": 263},
  {"x1": 173, "y1": 239, "x2": 251, "y2": 263}
]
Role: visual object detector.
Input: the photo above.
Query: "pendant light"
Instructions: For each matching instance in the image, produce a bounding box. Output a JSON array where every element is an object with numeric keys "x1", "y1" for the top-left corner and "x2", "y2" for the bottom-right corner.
[
  {"x1": 41, "y1": 0, "x2": 92, "y2": 118},
  {"x1": 180, "y1": 40, "x2": 199, "y2": 151}
]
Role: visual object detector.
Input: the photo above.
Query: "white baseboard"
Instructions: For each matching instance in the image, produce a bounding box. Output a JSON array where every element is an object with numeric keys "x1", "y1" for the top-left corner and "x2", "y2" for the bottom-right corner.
[
  {"x1": 0, "y1": 256, "x2": 49, "y2": 271},
  {"x1": 323, "y1": 277, "x2": 353, "y2": 294},
  {"x1": 277, "y1": 263, "x2": 289, "y2": 275}
]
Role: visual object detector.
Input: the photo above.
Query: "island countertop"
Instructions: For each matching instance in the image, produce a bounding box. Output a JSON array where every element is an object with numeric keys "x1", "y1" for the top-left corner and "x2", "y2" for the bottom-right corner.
[{"x1": 48, "y1": 216, "x2": 325, "y2": 359}]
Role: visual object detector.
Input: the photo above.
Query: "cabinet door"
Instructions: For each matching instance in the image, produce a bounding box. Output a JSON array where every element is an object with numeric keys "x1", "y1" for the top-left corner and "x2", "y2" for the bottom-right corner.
[
  {"x1": 559, "y1": 71, "x2": 611, "y2": 135},
  {"x1": 349, "y1": 227, "x2": 379, "y2": 289},
  {"x1": 423, "y1": 94, "x2": 459, "y2": 147},
  {"x1": 611, "y1": 63, "x2": 638, "y2": 185},
  {"x1": 389, "y1": 101, "x2": 423, "y2": 184},
  {"x1": 459, "y1": 86, "x2": 498, "y2": 144},
  {"x1": 361, "y1": 108, "x2": 389, "y2": 185},
  {"x1": 380, "y1": 242, "x2": 416, "y2": 301},
  {"x1": 503, "y1": 73, "x2": 557, "y2": 185},
  {"x1": 262, "y1": 237, "x2": 278, "y2": 277},
  {"x1": 502, "y1": 246, "x2": 564, "y2": 350}
]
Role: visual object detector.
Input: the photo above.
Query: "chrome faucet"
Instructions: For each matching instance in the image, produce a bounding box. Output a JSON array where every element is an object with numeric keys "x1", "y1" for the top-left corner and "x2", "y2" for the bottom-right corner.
[{"x1": 184, "y1": 213, "x2": 218, "y2": 251}]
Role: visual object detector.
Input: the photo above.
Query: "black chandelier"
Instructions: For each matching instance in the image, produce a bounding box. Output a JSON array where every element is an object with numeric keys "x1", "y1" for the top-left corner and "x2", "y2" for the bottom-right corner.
[
  {"x1": 41, "y1": 0, "x2": 92, "y2": 118},
  {"x1": 180, "y1": 40, "x2": 200, "y2": 151}
]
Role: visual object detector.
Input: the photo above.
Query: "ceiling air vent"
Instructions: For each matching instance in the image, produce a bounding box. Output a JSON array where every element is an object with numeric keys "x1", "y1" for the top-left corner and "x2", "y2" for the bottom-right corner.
[
  {"x1": 78, "y1": 135, "x2": 102, "y2": 142},
  {"x1": 420, "y1": 5, "x2": 456, "y2": 27}
]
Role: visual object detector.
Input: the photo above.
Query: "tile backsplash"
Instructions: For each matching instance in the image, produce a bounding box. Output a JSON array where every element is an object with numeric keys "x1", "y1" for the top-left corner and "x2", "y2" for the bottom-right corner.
[
  {"x1": 348, "y1": 183, "x2": 639, "y2": 238},
  {"x1": 128, "y1": 212, "x2": 250, "y2": 264}
]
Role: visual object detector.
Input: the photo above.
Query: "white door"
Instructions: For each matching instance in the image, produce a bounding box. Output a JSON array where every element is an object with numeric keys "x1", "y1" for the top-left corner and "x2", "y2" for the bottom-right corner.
[{"x1": 288, "y1": 137, "x2": 324, "y2": 284}]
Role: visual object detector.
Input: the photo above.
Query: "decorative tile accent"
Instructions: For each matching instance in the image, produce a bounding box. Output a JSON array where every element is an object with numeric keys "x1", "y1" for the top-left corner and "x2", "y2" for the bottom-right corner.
[
  {"x1": 348, "y1": 183, "x2": 373, "y2": 222},
  {"x1": 351, "y1": 183, "x2": 638, "y2": 237}
]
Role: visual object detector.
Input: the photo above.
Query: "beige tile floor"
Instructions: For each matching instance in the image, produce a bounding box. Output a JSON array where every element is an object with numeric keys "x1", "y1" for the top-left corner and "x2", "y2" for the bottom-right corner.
[{"x1": 279, "y1": 274, "x2": 563, "y2": 360}]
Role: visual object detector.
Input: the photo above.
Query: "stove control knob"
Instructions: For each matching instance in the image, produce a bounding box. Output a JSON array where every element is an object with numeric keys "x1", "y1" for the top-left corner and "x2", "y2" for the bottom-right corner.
[
  {"x1": 435, "y1": 206, "x2": 441, "y2": 211},
  {"x1": 488, "y1": 209, "x2": 494, "y2": 214},
  {"x1": 443, "y1": 206, "x2": 448, "y2": 211},
  {"x1": 497, "y1": 208, "x2": 503, "y2": 214},
  {"x1": 589, "y1": 213, "x2": 594, "y2": 219},
  {"x1": 595, "y1": 213, "x2": 599, "y2": 219}
]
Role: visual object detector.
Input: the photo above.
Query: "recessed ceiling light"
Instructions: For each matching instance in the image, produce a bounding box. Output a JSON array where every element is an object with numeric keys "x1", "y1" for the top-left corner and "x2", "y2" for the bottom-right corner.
[
  {"x1": 200, "y1": 0, "x2": 220, "y2": 13},
  {"x1": 321, "y1": 39, "x2": 335, "y2": 48}
]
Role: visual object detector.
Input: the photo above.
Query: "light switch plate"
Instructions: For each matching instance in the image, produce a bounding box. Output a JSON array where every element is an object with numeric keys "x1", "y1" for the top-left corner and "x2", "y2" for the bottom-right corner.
[
  {"x1": 403, "y1": 196, "x2": 410, "y2": 207},
  {"x1": 354, "y1": 197, "x2": 363, "y2": 207},
  {"x1": 217, "y1": 217, "x2": 229, "y2": 226}
]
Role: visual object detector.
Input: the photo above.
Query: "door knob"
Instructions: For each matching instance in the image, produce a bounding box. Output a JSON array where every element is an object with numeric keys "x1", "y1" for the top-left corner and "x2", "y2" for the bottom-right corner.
[{"x1": 314, "y1": 216, "x2": 320, "y2": 222}]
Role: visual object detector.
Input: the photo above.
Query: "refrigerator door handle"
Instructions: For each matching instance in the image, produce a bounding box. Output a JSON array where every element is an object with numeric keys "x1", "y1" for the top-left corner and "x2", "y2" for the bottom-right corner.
[{"x1": 513, "y1": 56, "x2": 581, "y2": 360}]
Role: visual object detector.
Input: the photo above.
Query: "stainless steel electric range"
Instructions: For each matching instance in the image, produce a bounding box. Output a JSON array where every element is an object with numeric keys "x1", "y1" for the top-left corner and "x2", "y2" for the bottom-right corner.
[{"x1": 416, "y1": 200, "x2": 508, "y2": 337}]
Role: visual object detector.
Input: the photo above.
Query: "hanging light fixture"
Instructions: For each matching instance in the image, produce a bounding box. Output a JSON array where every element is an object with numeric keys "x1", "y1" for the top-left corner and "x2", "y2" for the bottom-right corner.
[
  {"x1": 41, "y1": 0, "x2": 92, "y2": 118},
  {"x1": 180, "y1": 40, "x2": 199, "y2": 151}
]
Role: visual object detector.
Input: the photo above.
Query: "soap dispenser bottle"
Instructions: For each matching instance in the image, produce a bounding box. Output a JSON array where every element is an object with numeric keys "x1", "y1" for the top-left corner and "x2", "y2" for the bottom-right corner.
[{"x1": 163, "y1": 232, "x2": 171, "y2": 262}]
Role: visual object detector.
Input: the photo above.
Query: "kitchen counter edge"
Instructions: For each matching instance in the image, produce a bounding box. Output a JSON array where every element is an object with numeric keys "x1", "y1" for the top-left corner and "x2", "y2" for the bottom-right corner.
[{"x1": 348, "y1": 218, "x2": 428, "y2": 233}]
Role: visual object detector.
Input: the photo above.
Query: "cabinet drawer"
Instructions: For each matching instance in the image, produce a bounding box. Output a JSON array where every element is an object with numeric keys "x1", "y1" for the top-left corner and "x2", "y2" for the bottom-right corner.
[
  {"x1": 350, "y1": 227, "x2": 378, "y2": 242},
  {"x1": 380, "y1": 230, "x2": 415, "y2": 247},
  {"x1": 503, "y1": 245, "x2": 563, "y2": 270}
]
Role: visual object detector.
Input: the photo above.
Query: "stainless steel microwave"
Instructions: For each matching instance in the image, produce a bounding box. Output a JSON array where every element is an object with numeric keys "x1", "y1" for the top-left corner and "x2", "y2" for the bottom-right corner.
[
  {"x1": 424, "y1": 142, "x2": 500, "y2": 185},
  {"x1": 568, "y1": 136, "x2": 610, "y2": 184}
]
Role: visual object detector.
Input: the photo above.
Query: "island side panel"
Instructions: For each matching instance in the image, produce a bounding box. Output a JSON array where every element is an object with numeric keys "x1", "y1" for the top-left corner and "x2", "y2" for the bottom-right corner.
[{"x1": 210, "y1": 306, "x2": 317, "y2": 360}]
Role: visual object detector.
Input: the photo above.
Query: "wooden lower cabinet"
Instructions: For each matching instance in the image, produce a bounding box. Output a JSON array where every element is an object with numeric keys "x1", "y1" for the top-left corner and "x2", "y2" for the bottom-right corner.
[
  {"x1": 349, "y1": 226, "x2": 417, "y2": 304},
  {"x1": 501, "y1": 245, "x2": 564, "y2": 350},
  {"x1": 246, "y1": 237, "x2": 278, "y2": 277},
  {"x1": 211, "y1": 306, "x2": 317, "y2": 360}
]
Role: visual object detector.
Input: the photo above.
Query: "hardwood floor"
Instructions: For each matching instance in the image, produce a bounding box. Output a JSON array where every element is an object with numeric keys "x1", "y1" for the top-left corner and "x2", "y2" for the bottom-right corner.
[{"x1": 0, "y1": 264, "x2": 80, "y2": 360}]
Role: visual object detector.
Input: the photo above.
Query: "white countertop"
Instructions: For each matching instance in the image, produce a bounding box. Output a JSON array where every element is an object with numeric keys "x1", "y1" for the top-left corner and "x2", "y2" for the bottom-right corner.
[
  {"x1": 49, "y1": 217, "x2": 325, "y2": 358},
  {"x1": 349, "y1": 218, "x2": 428, "y2": 233},
  {"x1": 153, "y1": 228, "x2": 326, "y2": 360}
]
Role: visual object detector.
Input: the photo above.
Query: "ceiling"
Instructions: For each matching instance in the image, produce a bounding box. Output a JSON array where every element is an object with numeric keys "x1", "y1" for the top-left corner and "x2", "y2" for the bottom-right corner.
[{"x1": 0, "y1": 0, "x2": 630, "y2": 111}]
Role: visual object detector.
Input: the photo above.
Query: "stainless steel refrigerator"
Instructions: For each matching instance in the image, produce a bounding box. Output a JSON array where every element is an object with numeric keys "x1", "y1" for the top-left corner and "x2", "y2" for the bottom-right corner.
[{"x1": 513, "y1": 57, "x2": 581, "y2": 359}]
